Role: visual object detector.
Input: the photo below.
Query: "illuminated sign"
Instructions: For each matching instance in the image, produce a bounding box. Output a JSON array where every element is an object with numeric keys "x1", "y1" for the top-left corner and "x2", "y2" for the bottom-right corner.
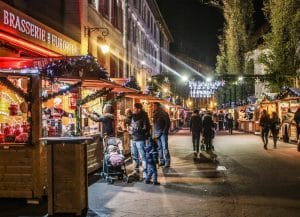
[{"x1": 0, "y1": 1, "x2": 80, "y2": 56}]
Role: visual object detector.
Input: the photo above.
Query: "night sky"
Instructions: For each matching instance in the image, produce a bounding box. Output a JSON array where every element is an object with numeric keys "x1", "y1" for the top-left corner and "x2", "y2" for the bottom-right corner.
[{"x1": 157, "y1": 0, "x2": 266, "y2": 68}]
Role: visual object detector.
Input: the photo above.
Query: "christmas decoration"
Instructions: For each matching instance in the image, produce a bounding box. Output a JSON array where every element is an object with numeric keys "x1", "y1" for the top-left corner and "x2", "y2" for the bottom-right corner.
[
  {"x1": 40, "y1": 55, "x2": 109, "y2": 82},
  {"x1": 189, "y1": 80, "x2": 225, "y2": 98},
  {"x1": 0, "y1": 77, "x2": 28, "y2": 100},
  {"x1": 123, "y1": 76, "x2": 141, "y2": 90},
  {"x1": 41, "y1": 82, "x2": 82, "y2": 102}
]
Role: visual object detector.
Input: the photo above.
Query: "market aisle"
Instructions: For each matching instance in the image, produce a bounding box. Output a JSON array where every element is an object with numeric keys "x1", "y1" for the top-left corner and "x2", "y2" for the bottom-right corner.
[{"x1": 88, "y1": 129, "x2": 225, "y2": 217}]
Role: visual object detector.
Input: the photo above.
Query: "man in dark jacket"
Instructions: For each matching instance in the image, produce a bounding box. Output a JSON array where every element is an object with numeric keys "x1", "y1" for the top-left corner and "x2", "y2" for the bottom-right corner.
[
  {"x1": 153, "y1": 102, "x2": 171, "y2": 167},
  {"x1": 190, "y1": 109, "x2": 202, "y2": 157},
  {"x1": 294, "y1": 108, "x2": 300, "y2": 151},
  {"x1": 130, "y1": 103, "x2": 151, "y2": 179}
]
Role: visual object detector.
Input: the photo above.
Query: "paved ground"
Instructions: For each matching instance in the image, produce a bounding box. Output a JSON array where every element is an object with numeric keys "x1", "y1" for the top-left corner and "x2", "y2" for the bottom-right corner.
[{"x1": 1, "y1": 129, "x2": 300, "y2": 217}]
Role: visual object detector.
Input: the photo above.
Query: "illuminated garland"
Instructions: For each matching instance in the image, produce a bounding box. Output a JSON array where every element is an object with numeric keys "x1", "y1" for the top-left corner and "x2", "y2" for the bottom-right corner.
[
  {"x1": 41, "y1": 82, "x2": 82, "y2": 102},
  {"x1": 40, "y1": 55, "x2": 109, "y2": 82},
  {"x1": 0, "y1": 77, "x2": 28, "y2": 100},
  {"x1": 123, "y1": 76, "x2": 141, "y2": 90}
]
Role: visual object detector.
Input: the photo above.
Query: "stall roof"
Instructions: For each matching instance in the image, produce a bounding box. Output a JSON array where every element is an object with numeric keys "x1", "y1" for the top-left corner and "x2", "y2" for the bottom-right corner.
[
  {"x1": 276, "y1": 87, "x2": 300, "y2": 99},
  {"x1": 126, "y1": 92, "x2": 177, "y2": 106}
]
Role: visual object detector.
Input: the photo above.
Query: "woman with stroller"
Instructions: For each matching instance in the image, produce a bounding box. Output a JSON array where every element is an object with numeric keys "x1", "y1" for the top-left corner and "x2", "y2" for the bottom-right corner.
[{"x1": 270, "y1": 111, "x2": 281, "y2": 148}]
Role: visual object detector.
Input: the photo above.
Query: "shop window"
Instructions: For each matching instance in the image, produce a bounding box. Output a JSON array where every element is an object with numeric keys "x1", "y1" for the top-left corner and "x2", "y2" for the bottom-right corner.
[{"x1": 0, "y1": 76, "x2": 31, "y2": 144}]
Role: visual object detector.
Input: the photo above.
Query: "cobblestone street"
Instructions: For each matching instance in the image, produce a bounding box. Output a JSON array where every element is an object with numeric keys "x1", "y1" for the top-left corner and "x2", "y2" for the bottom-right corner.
[{"x1": 1, "y1": 129, "x2": 300, "y2": 217}]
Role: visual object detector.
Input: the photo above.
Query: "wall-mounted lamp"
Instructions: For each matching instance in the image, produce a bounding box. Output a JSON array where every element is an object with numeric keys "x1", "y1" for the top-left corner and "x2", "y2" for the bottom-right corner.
[{"x1": 84, "y1": 26, "x2": 109, "y2": 37}]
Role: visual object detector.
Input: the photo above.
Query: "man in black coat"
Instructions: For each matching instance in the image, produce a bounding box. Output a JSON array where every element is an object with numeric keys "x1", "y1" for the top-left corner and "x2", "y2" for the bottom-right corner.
[{"x1": 190, "y1": 109, "x2": 202, "y2": 157}]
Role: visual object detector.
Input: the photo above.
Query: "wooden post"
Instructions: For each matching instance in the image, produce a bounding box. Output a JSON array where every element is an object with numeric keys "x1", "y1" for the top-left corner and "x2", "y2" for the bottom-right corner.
[{"x1": 31, "y1": 75, "x2": 44, "y2": 199}]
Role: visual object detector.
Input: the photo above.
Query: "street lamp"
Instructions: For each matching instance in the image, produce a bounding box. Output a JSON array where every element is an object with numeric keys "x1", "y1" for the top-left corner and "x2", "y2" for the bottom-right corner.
[
  {"x1": 99, "y1": 44, "x2": 110, "y2": 54},
  {"x1": 206, "y1": 77, "x2": 212, "y2": 82},
  {"x1": 181, "y1": 75, "x2": 188, "y2": 82}
]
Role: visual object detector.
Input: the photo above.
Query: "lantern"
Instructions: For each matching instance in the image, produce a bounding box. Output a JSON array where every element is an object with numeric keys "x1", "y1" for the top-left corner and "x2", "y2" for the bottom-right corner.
[
  {"x1": 8, "y1": 104, "x2": 18, "y2": 116},
  {"x1": 69, "y1": 93, "x2": 77, "y2": 110}
]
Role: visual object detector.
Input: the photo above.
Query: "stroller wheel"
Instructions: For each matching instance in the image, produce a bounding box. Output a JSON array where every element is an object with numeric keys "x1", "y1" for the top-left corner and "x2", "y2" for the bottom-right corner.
[
  {"x1": 107, "y1": 177, "x2": 114, "y2": 185},
  {"x1": 100, "y1": 172, "x2": 105, "y2": 179},
  {"x1": 122, "y1": 176, "x2": 129, "y2": 184}
]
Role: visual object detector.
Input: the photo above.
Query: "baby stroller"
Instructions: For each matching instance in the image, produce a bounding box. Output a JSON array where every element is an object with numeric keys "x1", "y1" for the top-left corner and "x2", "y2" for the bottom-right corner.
[{"x1": 100, "y1": 136, "x2": 129, "y2": 184}]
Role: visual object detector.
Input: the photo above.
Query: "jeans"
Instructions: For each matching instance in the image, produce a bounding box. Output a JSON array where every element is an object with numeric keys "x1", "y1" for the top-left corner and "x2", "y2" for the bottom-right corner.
[
  {"x1": 157, "y1": 133, "x2": 171, "y2": 166},
  {"x1": 131, "y1": 140, "x2": 147, "y2": 178},
  {"x1": 192, "y1": 131, "x2": 200, "y2": 153},
  {"x1": 146, "y1": 163, "x2": 157, "y2": 183}
]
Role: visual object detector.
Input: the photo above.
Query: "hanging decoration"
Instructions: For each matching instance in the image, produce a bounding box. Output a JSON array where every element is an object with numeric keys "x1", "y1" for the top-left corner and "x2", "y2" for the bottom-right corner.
[
  {"x1": 189, "y1": 80, "x2": 225, "y2": 98},
  {"x1": 41, "y1": 81, "x2": 82, "y2": 102},
  {"x1": 0, "y1": 77, "x2": 28, "y2": 100},
  {"x1": 123, "y1": 76, "x2": 141, "y2": 90},
  {"x1": 40, "y1": 55, "x2": 109, "y2": 83}
]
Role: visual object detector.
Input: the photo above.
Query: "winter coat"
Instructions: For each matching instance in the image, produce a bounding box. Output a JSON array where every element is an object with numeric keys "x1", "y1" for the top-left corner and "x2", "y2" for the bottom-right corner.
[
  {"x1": 202, "y1": 114, "x2": 214, "y2": 139},
  {"x1": 228, "y1": 117, "x2": 234, "y2": 128},
  {"x1": 270, "y1": 117, "x2": 281, "y2": 132},
  {"x1": 259, "y1": 116, "x2": 271, "y2": 130},
  {"x1": 88, "y1": 113, "x2": 114, "y2": 136},
  {"x1": 145, "y1": 139, "x2": 158, "y2": 165},
  {"x1": 190, "y1": 114, "x2": 202, "y2": 133},
  {"x1": 130, "y1": 111, "x2": 151, "y2": 141},
  {"x1": 153, "y1": 108, "x2": 171, "y2": 138}
]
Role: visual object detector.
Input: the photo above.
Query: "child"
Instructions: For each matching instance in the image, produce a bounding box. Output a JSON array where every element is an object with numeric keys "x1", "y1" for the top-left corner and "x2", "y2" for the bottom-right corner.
[{"x1": 145, "y1": 138, "x2": 160, "y2": 185}]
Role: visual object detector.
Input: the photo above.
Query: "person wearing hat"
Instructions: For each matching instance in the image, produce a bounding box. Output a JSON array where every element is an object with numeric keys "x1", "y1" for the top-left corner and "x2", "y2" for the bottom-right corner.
[{"x1": 153, "y1": 102, "x2": 171, "y2": 167}]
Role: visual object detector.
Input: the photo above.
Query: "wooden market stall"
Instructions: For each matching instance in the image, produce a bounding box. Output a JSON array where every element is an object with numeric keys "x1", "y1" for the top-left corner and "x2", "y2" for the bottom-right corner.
[
  {"x1": 276, "y1": 87, "x2": 300, "y2": 143},
  {"x1": 237, "y1": 104, "x2": 257, "y2": 133}
]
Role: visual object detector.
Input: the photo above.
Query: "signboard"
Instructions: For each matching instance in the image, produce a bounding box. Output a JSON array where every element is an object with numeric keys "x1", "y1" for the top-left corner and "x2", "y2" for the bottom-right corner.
[{"x1": 0, "y1": 1, "x2": 80, "y2": 56}]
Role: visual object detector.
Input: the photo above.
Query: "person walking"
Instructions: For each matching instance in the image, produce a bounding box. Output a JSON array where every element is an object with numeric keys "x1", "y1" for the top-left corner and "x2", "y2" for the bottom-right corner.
[
  {"x1": 153, "y1": 102, "x2": 171, "y2": 168},
  {"x1": 190, "y1": 109, "x2": 202, "y2": 157},
  {"x1": 270, "y1": 111, "x2": 281, "y2": 148},
  {"x1": 202, "y1": 111, "x2": 215, "y2": 151},
  {"x1": 227, "y1": 113, "x2": 234, "y2": 135},
  {"x1": 259, "y1": 109, "x2": 271, "y2": 150},
  {"x1": 129, "y1": 103, "x2": 151, "y2": 180}
]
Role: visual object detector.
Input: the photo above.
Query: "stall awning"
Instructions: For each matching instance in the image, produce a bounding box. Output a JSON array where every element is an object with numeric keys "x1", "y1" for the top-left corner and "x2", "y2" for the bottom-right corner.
[
  {"x1": 82, "y1": 79, "x2": 138, "y2": 93},
  {"x1": 126, "y1": 93, "x2": 176, "y2": 106}
]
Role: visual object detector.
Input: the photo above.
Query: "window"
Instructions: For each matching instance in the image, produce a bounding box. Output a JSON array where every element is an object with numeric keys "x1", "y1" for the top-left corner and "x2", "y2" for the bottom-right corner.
[
  {"x1": 133, "y1": 0, "x2": 137, "y2": 8},
  {"x1": 139, "y1": 0, "x2": 142, "y2": 14},
  {"x1": 99, "y1": 0, "x2": 109, "y2": 18},
  {"x1": 111, "y1": 0, "x2": 123, "y2": 32}
]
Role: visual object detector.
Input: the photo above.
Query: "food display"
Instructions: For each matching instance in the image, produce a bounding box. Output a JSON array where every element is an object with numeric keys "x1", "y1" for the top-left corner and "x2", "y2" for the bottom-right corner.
[{"x1": 0, "y1": 76, "x2": 30, "y2": 144}]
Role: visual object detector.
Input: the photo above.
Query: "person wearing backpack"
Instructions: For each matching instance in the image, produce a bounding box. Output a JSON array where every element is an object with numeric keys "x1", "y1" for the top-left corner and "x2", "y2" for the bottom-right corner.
[
  {"x1": 145, "y1": 138, "x2": 160, "y2": 185},
  {"x1": 129, "y1": 103, "x2": 151, "y2": 180}
]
